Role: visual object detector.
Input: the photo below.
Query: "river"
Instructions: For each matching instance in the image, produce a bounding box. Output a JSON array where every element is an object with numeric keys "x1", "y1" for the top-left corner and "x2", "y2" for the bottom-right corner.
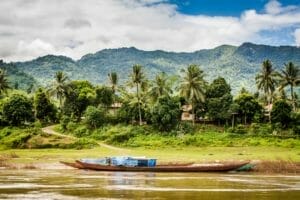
[{"x1": 0, "y1": 169, "x2": 299, "y2": 199}]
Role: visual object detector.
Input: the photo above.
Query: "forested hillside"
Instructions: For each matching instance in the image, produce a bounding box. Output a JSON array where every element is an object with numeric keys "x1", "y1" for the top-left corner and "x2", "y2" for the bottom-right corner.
[
  {"x1": 0, "y1": 60, "x2": 36, "y2": 91},
  {"x1": 4, "y1": 42, "x2": 300, "y2": 94}
]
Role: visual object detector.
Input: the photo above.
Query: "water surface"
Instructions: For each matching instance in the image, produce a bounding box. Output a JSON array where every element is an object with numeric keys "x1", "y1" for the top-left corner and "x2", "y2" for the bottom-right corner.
[{"x1": 0, "y1": 169, "x2": 299, "y2": 199}]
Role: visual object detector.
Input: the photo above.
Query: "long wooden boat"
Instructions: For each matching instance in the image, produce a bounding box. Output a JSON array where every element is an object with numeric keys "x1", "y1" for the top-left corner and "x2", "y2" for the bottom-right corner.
[
  {"x1": 74, "y1": 160, "x2": 250, "y2": 172},
  {"x1": 60, "y1": 161, "x2": 85, "y2": 169}
]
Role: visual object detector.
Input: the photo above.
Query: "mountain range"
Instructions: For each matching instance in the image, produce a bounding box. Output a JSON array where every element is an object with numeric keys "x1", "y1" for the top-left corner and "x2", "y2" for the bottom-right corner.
[{"x1": 1, "y1": 42, "x2": 300, "y2": 94}]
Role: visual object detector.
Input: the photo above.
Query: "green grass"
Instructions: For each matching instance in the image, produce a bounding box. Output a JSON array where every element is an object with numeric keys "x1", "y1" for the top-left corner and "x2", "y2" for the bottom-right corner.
[
  {"x1": 60, "y1": 123, "x2": 300, "y2": 149},
  {"x1": 0, "y1": 127, "x2": 98, "y2": 150},
  {"x1": 1, "y1": 146, "x2": 299, "y2": 165},
  {"x1": 1, "y1": 123, "x2": 299, "y2": 165}
]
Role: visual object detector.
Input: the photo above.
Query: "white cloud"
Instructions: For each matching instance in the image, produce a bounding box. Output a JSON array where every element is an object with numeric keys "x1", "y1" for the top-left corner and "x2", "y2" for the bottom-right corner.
[
  {"x1": 265, "y1": 0, "x2": 298, "y2": 14},
  {"x1": 14, "y1": 39, "x2": 55, "y2": 60},
  {"x1": 0, "y1": 0, "x2": 300, "y2": 61}
]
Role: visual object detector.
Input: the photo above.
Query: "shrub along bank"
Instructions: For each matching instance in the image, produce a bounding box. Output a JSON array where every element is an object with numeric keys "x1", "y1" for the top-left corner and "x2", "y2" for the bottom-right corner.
[
  {"x1": 59, "y1": 123, "x2": 300, "y2": 149},
  {"x1": 0, "y1": 127, "x2": 98, "y2": 150}
]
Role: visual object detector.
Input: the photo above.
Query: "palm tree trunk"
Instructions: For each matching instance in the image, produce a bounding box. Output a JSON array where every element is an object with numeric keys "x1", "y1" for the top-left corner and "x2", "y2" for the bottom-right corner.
[
  {"x1": 137, "y1": 84, "x2": 142, "y2": 126},
  {"x1": 59, "y1": 96, "x2": 62, "y2": 110},
  {"x1": 268, "y1": 95, "x2": 271, "y2": 123},
  {"x1": 192, "y1": 100, "x2": 196, "y2": 126},
  {"x1": 291, "y1": 85, "x2": 295, "y2": 111}
]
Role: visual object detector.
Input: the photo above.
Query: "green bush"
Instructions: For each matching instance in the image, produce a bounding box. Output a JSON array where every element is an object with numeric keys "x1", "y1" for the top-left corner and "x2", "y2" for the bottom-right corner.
[
  {"x1": 177, "y1": 122, "x2": 195, "y2": 134},
  {"x1": 231, "y1": 124, "x2": 247, "y2": 134},
  {"x1": 0, "y1": 128, "x2": 40, "y2": 149},
  {"x1": 84, "y1": 106, "x2": 106, "y2": 129},
  {"x1": 291, "y1": 113, "x2": 300, "y2": 135},
  {"x1": 249, "y1": 123, "x2": 272, "y2": 135},
  {"x1": 2, "y1": 94, "x2": 34, "y2": 126},
  {"x1": 34, "y1": 120, "x2": 43, "y2": 128},
  {"x1": 66, "y1": 121, "x2": 77, "y2": 132},
  {"x1": 74, "y1": 126, "x2": 90, "y2": 137},
  {"x1": 65, "y1": 138, "x2": 98, "y2": 149},
  {"x1": 149, "y1": 96, "x2": 181, "y2": 131},
  {"x1": 60, "y1": 115, "x2": 70, "y2": 131},
  {"x1": 271, "y1": 100, "x2": 292, "y2": 129}
]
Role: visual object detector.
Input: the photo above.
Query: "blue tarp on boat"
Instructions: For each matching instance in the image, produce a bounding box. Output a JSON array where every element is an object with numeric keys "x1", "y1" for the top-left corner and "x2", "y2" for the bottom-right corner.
[{"x1": 81, "y1": 156, "x2": 156, "y2": 167}]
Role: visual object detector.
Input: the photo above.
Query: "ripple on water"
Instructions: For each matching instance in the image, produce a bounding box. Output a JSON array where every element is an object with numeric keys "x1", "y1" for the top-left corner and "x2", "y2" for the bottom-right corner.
[{"x1": 104, "y1": 185, "x2": 300, "y2": 192}]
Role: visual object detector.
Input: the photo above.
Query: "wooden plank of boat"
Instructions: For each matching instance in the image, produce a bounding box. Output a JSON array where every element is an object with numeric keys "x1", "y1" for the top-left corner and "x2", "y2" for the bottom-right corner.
[
  {"x1": 75, "y1": 160, "x2": 250, "y2": 172},
  {"x1": 60, "y1": 161, "x2": 85, "y2": 169}
]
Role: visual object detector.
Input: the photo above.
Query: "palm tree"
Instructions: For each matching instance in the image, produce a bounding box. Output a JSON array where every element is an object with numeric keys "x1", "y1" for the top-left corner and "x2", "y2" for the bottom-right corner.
[
  {"x1": 0, "y1": 69, "x2": 10, "y2": 95},
  {"x1": 255, "y1": 60, "x2": 278, "y2": 121},
  {"x1": 130, "y1": 64, "x2": 146, "y2": 125},
  {"x1": 108, "y1": 72, "x2": 118, "y2": 94},
  {"x1": 179, "y1": 64, "x2": 206, "y2": 124},
  {"x1": 278, "y1": 62, "x2": 300, "y2": 111},
  {"x1": 49, "y1": 71, "x2": 69, "y2": 108},
  {"x1": 149, "y1": 72, "x2": 172, "y2": 102}
]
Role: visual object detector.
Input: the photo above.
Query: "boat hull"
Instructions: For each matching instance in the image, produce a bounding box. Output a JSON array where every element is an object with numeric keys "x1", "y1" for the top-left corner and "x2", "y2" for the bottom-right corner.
[
  {"x1": 60, "y1": 161, "x2": 85, "y2": 169},
  {"x1": 74, "y1": 160, "x2": 250, "y2": 172}
]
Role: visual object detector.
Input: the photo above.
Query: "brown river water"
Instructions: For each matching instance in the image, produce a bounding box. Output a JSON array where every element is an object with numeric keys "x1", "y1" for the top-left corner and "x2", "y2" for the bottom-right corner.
[{"x1": 0, "y1": 169, "x2": 299, "y2": 199}]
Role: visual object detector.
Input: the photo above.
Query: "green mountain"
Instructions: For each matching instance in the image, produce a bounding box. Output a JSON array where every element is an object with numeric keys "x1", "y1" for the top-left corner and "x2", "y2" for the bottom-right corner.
[
  {"x1": 9, "y1": 42, "x2": 300, "y2": 94},
  {"x1": 0, "y1": 60, "x2": 36, "y2": 90}
]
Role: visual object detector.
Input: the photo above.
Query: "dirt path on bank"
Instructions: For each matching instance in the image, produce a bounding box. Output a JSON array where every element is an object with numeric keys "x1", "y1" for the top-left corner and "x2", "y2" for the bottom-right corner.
[
  {"x1": 41, "y1": 125, "x2": 128, "y2": 152},
  {"x1": 42, "y1": 125, "x2": 75, "y2": 139}
]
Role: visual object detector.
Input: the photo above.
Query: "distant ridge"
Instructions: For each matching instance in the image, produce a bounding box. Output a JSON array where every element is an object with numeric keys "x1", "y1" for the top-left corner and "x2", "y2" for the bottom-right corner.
[{"x1": 4, "y1": 42, "x2": 300, "y2": 94}]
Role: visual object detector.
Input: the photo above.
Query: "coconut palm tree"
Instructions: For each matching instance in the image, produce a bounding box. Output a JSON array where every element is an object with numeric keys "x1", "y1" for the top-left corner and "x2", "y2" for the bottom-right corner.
[
  {"x1": 149, "y1": 72, "x2": 172, "y2": 102},
  {"x1": 108, "y1": 72, "x2": 118, "y2": 94},
  {"x1": 179, "y1": 64, "x2": 206, "y2": 124},
  {"x1": 130, "y1": 64, "x2": 146, "y2": 125},
  {"x1": 278, "y1": 62, "x2": 300, "y2": 111},
  {"x1": 0, "y1": 69, "x2": 10, "y2": 96},
  {"x1": 49, "y1": 71, "x2": 69, "y2": 108},
  {"x1": 255, "y1": 60, "x2": 278, "y2": 121}
]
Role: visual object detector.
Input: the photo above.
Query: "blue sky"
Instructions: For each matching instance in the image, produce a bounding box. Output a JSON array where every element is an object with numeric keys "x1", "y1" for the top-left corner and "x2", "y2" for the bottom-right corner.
[
  {"x1": 0, "y1": 0, "x2": 300, "y2": 61},
  {"x1": 169, "y1": 0, "x2": 300, "y2": 16},
  {"x1": 166, "y1": 0, "x2": 300, "y2": 46}
]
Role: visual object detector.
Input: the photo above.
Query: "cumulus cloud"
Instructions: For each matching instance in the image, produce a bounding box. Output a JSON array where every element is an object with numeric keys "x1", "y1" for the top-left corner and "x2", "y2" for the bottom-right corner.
[
  {"x1": 0, "y1": 0, "x2": 300, "y2": 61},
  {"x1": 265, "y1": 0, "x2": 298, "y2": 14},
  {"x1": 16, "y1": 39, "x2": 56, "y2": 59}
]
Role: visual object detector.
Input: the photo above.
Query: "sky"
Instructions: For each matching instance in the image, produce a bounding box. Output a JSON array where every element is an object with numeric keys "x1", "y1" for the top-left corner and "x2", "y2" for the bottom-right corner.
[{"x1": 0, "y1": 0, "x2": 300, "y2": 61}]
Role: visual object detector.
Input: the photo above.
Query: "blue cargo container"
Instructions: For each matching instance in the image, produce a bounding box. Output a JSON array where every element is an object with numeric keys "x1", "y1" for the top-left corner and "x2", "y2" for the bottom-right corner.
[
  {"x1": 148, "y1": 159, "x2": 156, "y2": 167},
  {"x1": 81, "y1": 156, "x2": 156, "y2": 167}
]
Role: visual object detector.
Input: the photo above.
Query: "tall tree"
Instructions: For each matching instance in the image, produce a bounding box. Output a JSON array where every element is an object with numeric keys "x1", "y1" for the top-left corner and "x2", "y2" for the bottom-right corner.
[
  {"x1": 2, "y1": 94, "x2": 34, "y2": 125},
  {"x1": 0, "y1": 69, "x2": 10, "y2": 95},
  {"x1": 49, "y1": 71, "x2": 69, "y2": 108},
  {"x1": 255, "y1": 60, "x2": 278, "y2": 121},
  {"x1": 149, "y1": 72, "x2": 172, "y2": 102},
  {"x1": 108, "y1": 72, "x2": 118, "y2": 94},
  {"x1": 235, "y1": 93, "x2": 263, "y2": 125},
  {"x1": 278, "y1": 62, "x2": 300, "y2": 111},
  {"x1": 129, "y1": 64, "x2": 146, "y2": 125},
  {"x1": 149, "y1": 96, "x2": 181, "y2": 131},
  {"x1": 34, "y1": 88, "x2": 57, "y2": 123},
  {"x1": 63, "y1": 80, "x2": 95, "y2": 121},
  {"x1": 206, "y1": 77, "x2": 233, "y2": 124},
  {"x1": 95, "y1": 86, "x2": 114, "y2": 108},
  {"x1": 179, "y1": 64, "x2": 206, "y2": 124}
]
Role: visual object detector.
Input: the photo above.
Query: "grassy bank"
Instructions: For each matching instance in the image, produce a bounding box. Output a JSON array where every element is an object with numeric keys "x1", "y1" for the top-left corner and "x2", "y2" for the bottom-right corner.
[
  {"x1": 0, "y1": 127, "x2": 98, "y2": 150},
  {"x1": 1, "y1": 146, "x2": 299, "y2": 164},
  {"x1": 59, "y1": 123, "x2": 300, "y2": 149},
  {"x1": 0, "y1": 123, "x2": 299, "y2": 173}
]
